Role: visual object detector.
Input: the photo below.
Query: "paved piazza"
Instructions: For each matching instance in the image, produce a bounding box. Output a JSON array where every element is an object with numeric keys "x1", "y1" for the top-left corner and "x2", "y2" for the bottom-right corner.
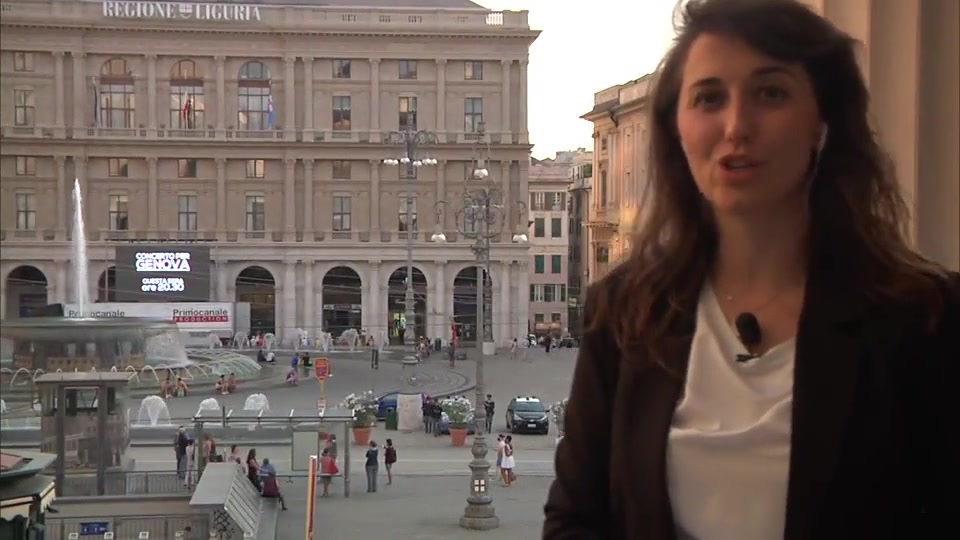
[{"x1": 136, "y1": 347, "x2": 577, "y2": 537}]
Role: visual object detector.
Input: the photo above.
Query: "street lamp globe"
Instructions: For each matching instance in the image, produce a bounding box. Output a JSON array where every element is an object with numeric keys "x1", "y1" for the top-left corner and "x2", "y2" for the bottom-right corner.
[
  {"x1": 400, "y1": 156, "x2": 411, "y2": 164},
  {"x1": 472, "y1": 168, "x2": 489, "y2": 179},
  {"x1": 512, "y1": 233, "x2": 528, "y2": 243},
  {"x1": 431, "y1": 231, "x2": 447, "y2": 243}
]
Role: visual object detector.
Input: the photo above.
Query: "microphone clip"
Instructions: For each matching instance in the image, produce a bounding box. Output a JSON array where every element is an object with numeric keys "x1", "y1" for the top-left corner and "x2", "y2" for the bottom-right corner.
[{"x1": 735, "y1": 352, "x2": 761, "y2": 363}]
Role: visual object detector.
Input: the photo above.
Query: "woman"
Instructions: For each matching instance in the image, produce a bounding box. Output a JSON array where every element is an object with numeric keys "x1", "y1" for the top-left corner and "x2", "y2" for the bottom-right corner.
[
  {"x1": 319, "y1": 448, "x2": 338, "y2": 497},
  {"x1": 383, "y1": 439, "x2": 397, "y2": 485},
  {"x1": 364, "y1": 440, "x2": 379, "y2": 493},
  {"x1": 543, "y1": 0, "x2": 958, "y2": 539},
  {"x1": 246, "y1": 448, "x2": 261, "y2": 492},
  {"x1": 183, "y1": 438, "x2": 196, "y2": 489},
  {"x1": 500, "y1": 435, "x2": 515, "y2": 487}
]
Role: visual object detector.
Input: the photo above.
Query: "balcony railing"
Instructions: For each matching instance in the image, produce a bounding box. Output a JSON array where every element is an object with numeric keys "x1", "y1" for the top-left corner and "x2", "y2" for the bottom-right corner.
[
  {"x1": 0, "y1": 124, "x2": 515, "y2": 145},
  {"x1": 0, "y1": 228, "x2": 526, "y2": 246}
]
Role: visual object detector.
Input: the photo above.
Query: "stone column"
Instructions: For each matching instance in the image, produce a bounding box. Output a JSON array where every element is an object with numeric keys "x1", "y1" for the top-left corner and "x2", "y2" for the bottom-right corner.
[
  {"x1": 501, "y1": 161, "x2": 511, "y2": 234},
  {"x1": 492, "y1": 268, "x2": 504, "y2": 345},
  {"x1": 436, "y1": 159, "x2": 447, "y2": 229},
  {"x1": 57, "y1": 261, "x2": 68, "y2": 305},
  {"x1": 499, "y1": 262, "x2": 512, "y2": 343},
  {"x1": 501, "y1": 60, "x2": 511, "y2": 141},
  {"x1": 216, "y1": 158, "x2": 227, "y2": 236},
  {"x1": 146, "y1": 54, "x2": 157, "y2": 132},
  {"x1": 215, "y1": 56, "x2": 226, "y2": 135},
  {"x1": 303, "y1": 56, "x2": 314, "y2": 139},
  {"x1": 369, "y1": 159, "x2": 381, "y2": 236},
  {"x1": 71, "y1": 52, "x2": 86, "y2": 131},
  {"x1": 55, "y1": 156, "x2": 66, "y2": 237},
  {"x1": 53, "y1": 52, "x2": 65, "y2": 133},
  {"x1": 436, "y1": 58, "x2": 446, "y2": 141},
  {"x1": 147, "y1": 157, "x2": 159, "y2": 232},
  {"x1": 367, "y1": 262, "x2": 380, "y2": 335},
  {"x1": 516, "y1": 263, "x2": 530, "y2": 339},
  {"x1": 435, "y1": 261, "x2": 447, "y2": 343},
  {"x1": 518, "y1": 60, "x2": 528, "y2": 144},
  {"x1": 303, "y1": 159, "x2": 315, "y2": 234},
  {"x1": 303, "y1": 262, "x2": 316, "y2": 338},
  {"x1": 369, "y1": 58, "x2": 380, "y2": 142},
  {"x1": 283, "y1": 262, "x2": 297, "y2": 342},
  {"x1": 284, "y1": 56, "x2": 296, "y2": 140},
  {"x1": 217, "y1": 262, "x2": 228, "y2": 302},
  {"x1": 284, "y1": 158, "x2": 296, "y2": 239},
  {"x1": 0, "y1": 277, "x2": 5, "y2": 321}
]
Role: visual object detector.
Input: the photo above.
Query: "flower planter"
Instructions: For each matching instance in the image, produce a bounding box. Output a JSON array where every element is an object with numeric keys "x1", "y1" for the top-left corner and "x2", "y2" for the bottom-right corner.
[
  {"x1": 449, "y1": 426, "x2": 469, "y2": 446},
  {"x1": 352, "y1": 426, "x2": 372, "y2": 446}
]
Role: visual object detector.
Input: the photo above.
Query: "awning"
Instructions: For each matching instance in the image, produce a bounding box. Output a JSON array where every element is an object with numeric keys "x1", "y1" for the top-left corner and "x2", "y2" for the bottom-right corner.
[{"x1": 0, "y1": 475, "x2": 56, "y2": 522}]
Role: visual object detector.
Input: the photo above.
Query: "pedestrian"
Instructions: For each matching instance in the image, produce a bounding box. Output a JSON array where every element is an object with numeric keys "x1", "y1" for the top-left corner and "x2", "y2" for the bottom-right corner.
[
  {"x1": 483, "y1": 394, "x2": 495, "y2": 434},
  {"x1": 183, "y1": 438, "x2": 196, "y2": 489},
  {"x1": 495, "y1": 434, "x2": 505, "y2": 478},
  {"x1": 365, "y1": 440, "x2": 379, "y2": 493},
  {"x1": 319, "y1": 448, "x2": 338, "y2": 497},
  {"x1": 175, "y1": 426, "x2": 189, "y2": 480},
  {"x1": 384, "y1": 438, "x2": 397, "y2": 485},
  {"x1": 501, "y1": 435, "x2": 515, "y2": 486}
]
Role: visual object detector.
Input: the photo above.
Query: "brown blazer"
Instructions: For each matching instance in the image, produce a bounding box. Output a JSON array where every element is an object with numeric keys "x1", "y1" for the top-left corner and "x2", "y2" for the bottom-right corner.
[{"x1": 543, "y1": 266, "x2": 960, "y2": 540}]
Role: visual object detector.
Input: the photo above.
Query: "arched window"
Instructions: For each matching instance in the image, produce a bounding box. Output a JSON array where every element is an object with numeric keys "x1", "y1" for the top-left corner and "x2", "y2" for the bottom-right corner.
[
  {"x1": 237, "y1": 61, "x2": 272, "y2": 131},
  {"x1": 98, "y1": 58, "x2": 135, "y2": 128},
  {"x1": 169, "y1": 59, "x2": 204, "y2": 130}
]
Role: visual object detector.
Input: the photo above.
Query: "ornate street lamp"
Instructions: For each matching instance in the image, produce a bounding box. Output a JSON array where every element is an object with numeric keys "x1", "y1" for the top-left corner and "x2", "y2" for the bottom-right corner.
[
  {"x1": 383, "y1": 128, "x2": 438, "y2": 346},
  {"x1": 432, "y1": 123, "x2": 528, "y2": 530}
]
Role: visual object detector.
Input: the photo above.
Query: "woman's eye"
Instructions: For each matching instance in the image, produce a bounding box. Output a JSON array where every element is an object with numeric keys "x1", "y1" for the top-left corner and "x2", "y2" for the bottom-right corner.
[
  {"x1": 758, "y1": 86, "x2": 788, "y2": 101},
  {"x1": 693, "y1": 90, "x2": 724, "y2": 108}
]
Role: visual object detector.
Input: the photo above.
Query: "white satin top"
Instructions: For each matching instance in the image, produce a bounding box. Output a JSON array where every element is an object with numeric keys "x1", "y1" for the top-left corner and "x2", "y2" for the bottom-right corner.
[{"x1": 666, "y1": 284, "x2": 796, "y2": 540}]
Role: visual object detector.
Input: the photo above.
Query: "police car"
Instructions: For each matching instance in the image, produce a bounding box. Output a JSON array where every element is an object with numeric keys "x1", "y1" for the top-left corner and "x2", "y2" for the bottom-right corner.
[{"x1": 505, "y1": 396, "x2": 550, "y2": 434}]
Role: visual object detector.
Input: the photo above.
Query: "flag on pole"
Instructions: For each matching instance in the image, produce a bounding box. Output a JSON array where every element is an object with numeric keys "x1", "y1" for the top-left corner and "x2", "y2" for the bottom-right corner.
[
  {"x1": 266, "y1": 96, "x2": 274, "y2": 129},
  {"x1": 180, "y1": 91, "x2": 192, "y2": 128}
]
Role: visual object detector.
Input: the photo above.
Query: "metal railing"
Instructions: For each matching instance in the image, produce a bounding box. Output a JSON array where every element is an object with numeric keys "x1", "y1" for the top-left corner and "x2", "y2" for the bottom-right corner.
[
  {"x1": 59, "y1": 470, "x2": 196, "y2": 497},
  {"x1": 46, "y1": 513, "x2": 208, "y2": 540}
]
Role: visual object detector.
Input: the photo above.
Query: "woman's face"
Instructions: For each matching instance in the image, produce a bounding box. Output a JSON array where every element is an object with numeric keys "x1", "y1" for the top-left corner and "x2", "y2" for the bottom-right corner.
[{"x1": 676, "y1": 33, "x2": 822, "y2": 217}]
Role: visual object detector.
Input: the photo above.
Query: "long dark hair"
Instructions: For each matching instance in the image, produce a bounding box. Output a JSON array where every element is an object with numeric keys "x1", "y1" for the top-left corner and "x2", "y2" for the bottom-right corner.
[{"x1": 591, "y1": 0, "x2": 945, "y2": 368}]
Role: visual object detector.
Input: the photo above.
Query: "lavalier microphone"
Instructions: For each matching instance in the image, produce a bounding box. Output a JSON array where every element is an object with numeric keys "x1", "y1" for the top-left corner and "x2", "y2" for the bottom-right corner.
[{"x1": 734, "y1": 312, "x2": 762, "y2": 363}]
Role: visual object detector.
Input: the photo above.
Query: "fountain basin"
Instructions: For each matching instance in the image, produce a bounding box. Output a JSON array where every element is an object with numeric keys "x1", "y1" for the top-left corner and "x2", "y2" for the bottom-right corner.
[{"x1": 1, "y1": 316, "x2": 191, "y2": 372}]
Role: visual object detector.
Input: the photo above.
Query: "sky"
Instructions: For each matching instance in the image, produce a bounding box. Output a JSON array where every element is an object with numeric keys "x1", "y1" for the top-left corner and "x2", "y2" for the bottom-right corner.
[{"x1": 477, "y1": 0, "x2": 679, "y2": 159}]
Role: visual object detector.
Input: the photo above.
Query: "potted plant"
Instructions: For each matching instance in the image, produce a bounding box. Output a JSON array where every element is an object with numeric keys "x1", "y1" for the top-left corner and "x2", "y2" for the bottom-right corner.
[
  {"x1": 340, "y1": 390, "x2": 378, "y2": 445},
  {"x1": 441, "y1": 396, "x2": 472, "y2": 447},
  {"x1": 551, "y1": 398, "x2": 568, "y2": 444}
]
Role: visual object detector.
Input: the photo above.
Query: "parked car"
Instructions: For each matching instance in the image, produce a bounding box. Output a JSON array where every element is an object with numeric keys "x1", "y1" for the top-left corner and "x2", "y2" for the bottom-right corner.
[{"x1": 505, "y1": 396, "x2": 550, "y2": 434}]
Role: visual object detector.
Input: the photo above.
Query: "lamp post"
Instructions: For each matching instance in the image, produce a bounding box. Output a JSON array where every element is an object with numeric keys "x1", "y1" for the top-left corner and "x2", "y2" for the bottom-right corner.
[
  {"x1": 432, "y1": 124, "x2": 528, "y2": 530},
  {"x1": 383, "y1": 128, "x2": 438, "y2": 346}
]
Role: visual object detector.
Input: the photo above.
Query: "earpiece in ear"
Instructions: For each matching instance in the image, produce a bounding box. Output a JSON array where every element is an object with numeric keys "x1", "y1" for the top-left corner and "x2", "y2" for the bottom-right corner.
[{"x1": 816, "y1": 124, "x2": 828, "y2": 154}]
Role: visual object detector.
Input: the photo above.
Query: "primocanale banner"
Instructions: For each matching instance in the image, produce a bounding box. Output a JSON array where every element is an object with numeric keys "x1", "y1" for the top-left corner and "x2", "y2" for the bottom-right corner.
[
  {"x1": 64, "y1": 302, "x2": 235, "y2": 332},
  {"x1": 101, "y1": 1, "x2": 263, "y2": 21}
]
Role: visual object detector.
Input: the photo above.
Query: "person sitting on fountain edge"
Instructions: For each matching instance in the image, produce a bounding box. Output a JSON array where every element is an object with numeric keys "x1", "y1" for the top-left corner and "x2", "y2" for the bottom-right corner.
[
  {"x1": 175, "y1": 376, "x2": 189, "y2": 397},
  {"x1": 160, "y1": 373, "x2": 174, "y2": 398}
]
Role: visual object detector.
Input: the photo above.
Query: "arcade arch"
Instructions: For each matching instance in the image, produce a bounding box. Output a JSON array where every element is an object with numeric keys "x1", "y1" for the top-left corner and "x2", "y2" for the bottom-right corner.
[
  {"x1": 235, "y1": 266, "x2": 276, "y2": 336},
  {"x1": 321, "y1": 266, "x2": 362, "y2": 335}
]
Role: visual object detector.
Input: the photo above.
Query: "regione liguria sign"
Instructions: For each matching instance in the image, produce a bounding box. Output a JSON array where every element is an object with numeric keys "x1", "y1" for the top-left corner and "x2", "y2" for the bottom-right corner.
[{"x1": 102, "y1": 1, "x2": 263, "y2": 21}]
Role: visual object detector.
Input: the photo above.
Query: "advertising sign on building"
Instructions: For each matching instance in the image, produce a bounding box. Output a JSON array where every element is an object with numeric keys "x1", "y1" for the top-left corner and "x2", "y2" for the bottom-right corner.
[
  {"x1": 102, "y1": 1, "x2": 263, "y2": 21},
  {"x1": 64, "y1": 302, "x2": 234, "y2": 332},
  {"x1": 114, "y1": 245, "x2": 211, "y2": 302}
]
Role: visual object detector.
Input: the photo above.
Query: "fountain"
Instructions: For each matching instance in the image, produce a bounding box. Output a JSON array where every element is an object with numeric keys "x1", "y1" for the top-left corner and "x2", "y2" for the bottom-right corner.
[
  {"x1": 198, "y1": 398, "x2": 220, "y2": 413},
  {"x1": 342, "y1": 328, "x2": 360, "y2": 352},
  {"x1": 320, "y1": 331, "x2": 333, "y2": 352},
  {"x1": 73, "y1": 179, "x2": 90, "y2": 314},
  {"x1": 0, "y1": 175, "x2": 194, "y2": 404},
  {"x1": 135, "y1": 395, "x2": 172, "y2": 427},
  {"x1": 243, "y1": 393, "x2": 270, "y2": 413}
]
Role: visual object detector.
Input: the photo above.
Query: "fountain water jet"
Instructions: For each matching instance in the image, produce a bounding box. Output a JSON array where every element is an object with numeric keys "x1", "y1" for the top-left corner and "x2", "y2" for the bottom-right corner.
[
  {"x1": 135, "y1": 395, "x2": 172, "y2": 427},
  {"x1": 243, "y1": 393, "x2": 270, "y2": 413},
  {"x1": 73, "y1": 178, "x2": 89, "y2": 314}
]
